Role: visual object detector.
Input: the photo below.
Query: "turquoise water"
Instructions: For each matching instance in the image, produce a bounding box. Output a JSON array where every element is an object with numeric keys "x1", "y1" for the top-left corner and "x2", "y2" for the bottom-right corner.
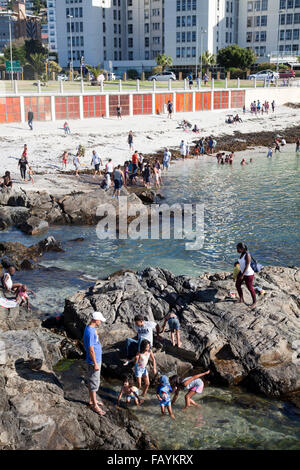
[
  {"x1": 2, "y1": 149, "x2": 299, "y2": 314},
  {"x1": 1, "y1": 149, "x2": 300, "y2": 449},
  {"x1": 101, "y1": 380, "x2": 300, "y2": 450}
]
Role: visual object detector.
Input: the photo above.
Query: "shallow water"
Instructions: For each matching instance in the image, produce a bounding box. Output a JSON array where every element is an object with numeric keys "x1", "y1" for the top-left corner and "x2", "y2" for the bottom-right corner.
[
  {"x1": 2, "y1": 149, "x2": 299, "y2": 314},
  {"x1": 1, "y1": 149, "x2": 300, "y2": 449},
  {"x1": 101, "y1": 379, "x2": 300, "y2": 450}
]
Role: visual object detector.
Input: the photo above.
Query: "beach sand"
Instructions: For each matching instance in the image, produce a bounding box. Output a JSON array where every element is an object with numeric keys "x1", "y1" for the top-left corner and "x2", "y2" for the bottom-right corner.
[{"x1": 1, "y1": 105, "x2": 299, "y2": 195}]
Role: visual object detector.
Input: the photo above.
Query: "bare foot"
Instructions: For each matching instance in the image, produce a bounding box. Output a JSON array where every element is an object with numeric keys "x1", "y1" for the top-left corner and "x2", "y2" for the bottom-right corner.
[
  {"x1": 177, "y1": 342, "x2": 182, "y2": 348},
  {"x1": 170, "y1": 414, "x2": 175, "y2": 420},
  {"x1": 250, "y1": 303, "x2": 257, "y2": 310}
]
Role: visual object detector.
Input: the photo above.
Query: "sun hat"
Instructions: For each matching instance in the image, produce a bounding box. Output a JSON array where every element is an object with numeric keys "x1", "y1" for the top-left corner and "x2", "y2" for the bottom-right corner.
[
  {"x1": 160, "y1": 375, "x2": 170, "y2": 386},
  {"x1": 92, "y1": 311, "x2": 106, "y2": 322}
]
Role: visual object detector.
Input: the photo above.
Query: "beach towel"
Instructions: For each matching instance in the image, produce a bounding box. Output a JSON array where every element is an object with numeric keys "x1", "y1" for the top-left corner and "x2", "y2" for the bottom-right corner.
[{"x1": 0, "y1": 297, "x2": 18, "y2": 309}]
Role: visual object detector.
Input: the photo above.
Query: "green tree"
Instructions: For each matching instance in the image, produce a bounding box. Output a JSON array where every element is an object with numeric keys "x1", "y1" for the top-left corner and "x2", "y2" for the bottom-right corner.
[
  {"x1": 200, "y1": 50, "x2": 216, "y2": 72},
  {"x1": 3, "y1": 43, "x2": 26, "y2": 65},
  {"x1": 155, "y1": 53, "x2": 173, "y2": 72},
  {"x1": 29, "y1": 53, "x2": 45, "y2": 79},
  {"x1": 24, "y1": 39, "x2": 47, "y2": 62},
  {"x1": 85, "y1": 64, "x2": 105, "y2": 81},
  {"x1": 217, "y1": 45, "x2": 256, "y2": 70}
]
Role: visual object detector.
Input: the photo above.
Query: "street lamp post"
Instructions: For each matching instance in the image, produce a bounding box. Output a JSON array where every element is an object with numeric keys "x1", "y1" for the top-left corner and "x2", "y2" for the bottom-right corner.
[
  {"x1": 68, "y1": 15, "x2": 74, "y2": 81},
  {"x1": 8, "y1": 15, "x2": 13, "y2": 89},
  {"x1": 277, "y1": 10, "x2": 284, "y2": 74},
  {"x1": 199, "y1": 28, "x2": 207, "y2": 82}
]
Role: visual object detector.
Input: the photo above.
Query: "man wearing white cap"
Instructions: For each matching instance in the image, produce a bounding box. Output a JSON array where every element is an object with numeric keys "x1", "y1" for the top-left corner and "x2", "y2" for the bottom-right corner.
[{"x1": 83, "y1": 311, "x2": 106, "y2": 416}]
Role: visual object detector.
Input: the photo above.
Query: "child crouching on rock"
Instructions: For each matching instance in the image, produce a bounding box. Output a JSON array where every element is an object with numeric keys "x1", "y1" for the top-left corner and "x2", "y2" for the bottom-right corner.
[
  {"x1": 116, "y1": 376, "x2": 142, "y2": 408},
  {"x1": 170, "y1": 371, "x2": 210, "y2": 410},
  {"x1": 156, "y1": 375, "x2": 175, "y2": 419},
  {"x1": 16, "y1": 284, "x2": 36, "y2": 311}
]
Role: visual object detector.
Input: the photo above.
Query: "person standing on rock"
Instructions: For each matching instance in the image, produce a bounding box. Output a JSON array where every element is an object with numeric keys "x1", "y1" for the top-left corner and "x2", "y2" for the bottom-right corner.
[
  {"x1": 163, "y1": 148, "x2": 171, "y2": 170},
  {"x1": 18, "y1": 154, "x2": 29, "y2": 182},
  {"x1": 91, "y1": 150, "x2": 103, "y2": 178},
  {"x1": 133, "y1": 339, "x2": 157, "y2": 397},
  {"x1": 113, "y1": 165, "x2": 124, "y2": 199},
  {"x1": 83, "y1": 311, "x2": 106, "y2": 416},
  {"x1": 1, "y1": 266, "x2": 22, "y2": 292},
  {"x1": 236, "y1": 243, "x2": 257, "y2": 309}
]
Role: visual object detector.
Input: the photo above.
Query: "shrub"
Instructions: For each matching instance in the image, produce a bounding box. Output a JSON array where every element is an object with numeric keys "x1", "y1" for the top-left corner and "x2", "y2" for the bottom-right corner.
[
  {"x1": 127, "y1": 69, "x2": 138, "y2": 80},
  {"x1": 227, "y1": 67, "x2": 246, "y2": 79}
]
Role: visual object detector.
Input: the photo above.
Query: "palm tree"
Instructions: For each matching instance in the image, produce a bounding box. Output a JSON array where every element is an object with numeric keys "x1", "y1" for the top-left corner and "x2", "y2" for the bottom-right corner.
[
  {"x1": 29, "y1": 53, "x2": 45, "y2": 79},
  {"x1": 155, "y1": 54, "x2": 173, "y2": 72},
  {"x1": 201, "y1": 51, "x2": 216, "y2": 73},
  {"x1": 85, "y1": 64, "x2": 106, "y2": 81}
]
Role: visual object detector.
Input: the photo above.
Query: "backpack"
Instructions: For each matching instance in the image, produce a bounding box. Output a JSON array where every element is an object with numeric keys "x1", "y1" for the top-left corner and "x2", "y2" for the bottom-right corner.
[{"x1": 250, "y1": 255, "x2": 263, "y2": 273}]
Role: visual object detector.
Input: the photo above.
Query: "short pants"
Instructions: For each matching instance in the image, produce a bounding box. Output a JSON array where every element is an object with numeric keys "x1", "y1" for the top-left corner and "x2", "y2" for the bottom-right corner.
[
  {"x1": 168, "y1": 317, "x2": 180, "y2": 332},
  {"x1": 114, "y1": 179, "x2": 122, "y2": 190},
  {"x1": 135, "y1": 365, "x2": 148, "y2": 378},
  {"x1": 94, "y1": 164, "x2": 100, "y2": 171},
  {"x1": 87, "y1": 363, "x2": 101, "y2": 392},
  {"x1": 160, "y1": 398, "x2": 171, "y2": 407},
  {"x1": 189, "y1": 378, "x2": 204, "y2": 394},
  {"x1": 127, "y1": 390, "x2": 139, "y2": 401}
]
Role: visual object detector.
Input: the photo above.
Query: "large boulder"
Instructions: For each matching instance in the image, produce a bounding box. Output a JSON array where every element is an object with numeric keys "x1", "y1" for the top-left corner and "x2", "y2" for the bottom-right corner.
[
  {"x1": 0, "y1": 327, "x2": 157, "y2": 450},
  {"x1": 0, "y1": 207, "x2": 30, "y2": 228},
  {"x1": 18, "y1": 216, "x2": 49, "y2": 236},
  {"x1": 63, "y1": 266, "x2": 300, "y2": 400}
]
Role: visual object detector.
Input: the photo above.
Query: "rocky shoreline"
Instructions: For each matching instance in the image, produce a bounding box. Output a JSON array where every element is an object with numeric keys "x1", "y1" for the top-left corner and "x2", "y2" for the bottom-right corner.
[{"x1": 0, "y1": 264, "x2": 299, "y2": 450}]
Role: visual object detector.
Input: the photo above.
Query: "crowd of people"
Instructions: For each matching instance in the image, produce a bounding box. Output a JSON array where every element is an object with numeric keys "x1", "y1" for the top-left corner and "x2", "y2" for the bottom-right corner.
[{"x1": 82, "y1": 241, "x2": 261, "y2": 418}]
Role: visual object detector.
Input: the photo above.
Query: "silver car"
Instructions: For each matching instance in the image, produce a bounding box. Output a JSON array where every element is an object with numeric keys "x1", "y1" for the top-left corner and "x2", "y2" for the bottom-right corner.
[
  {"x1": 148, "y1": 71, "x2": 176, "y2": 81},
  {"x1": 248, "y1": 70, "x2": 279, "y2": 80}
]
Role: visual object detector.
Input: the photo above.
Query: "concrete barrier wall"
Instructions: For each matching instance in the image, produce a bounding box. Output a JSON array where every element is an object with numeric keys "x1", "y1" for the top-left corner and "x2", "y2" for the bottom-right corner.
[{"x1": 0, "y1": 86, "x2": 298, "y2": 124}]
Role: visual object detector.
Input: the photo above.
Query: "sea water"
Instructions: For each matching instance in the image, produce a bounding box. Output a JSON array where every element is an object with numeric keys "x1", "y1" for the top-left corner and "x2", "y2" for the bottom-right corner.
[{"x1": 1, "y1": 149, "x2": 300, "y2": 450}]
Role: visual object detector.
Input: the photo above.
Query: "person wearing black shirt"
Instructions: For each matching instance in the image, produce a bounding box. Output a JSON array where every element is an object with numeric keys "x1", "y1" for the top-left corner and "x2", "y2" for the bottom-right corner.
[{"x1": 28, "y1": 109, "x2": 33, "y2": 130}]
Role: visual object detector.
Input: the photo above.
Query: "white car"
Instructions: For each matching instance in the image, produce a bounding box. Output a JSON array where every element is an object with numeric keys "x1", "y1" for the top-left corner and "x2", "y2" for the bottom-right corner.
[
  {"x1": 148, "y1": 71, "x2": 176, "y2": 81},
  {"x1": 248, "y1": 70, "x2": 279, "y2": 81},
  {"x1": 57, "y1": 74, "x2": 69, "y2": 81}
]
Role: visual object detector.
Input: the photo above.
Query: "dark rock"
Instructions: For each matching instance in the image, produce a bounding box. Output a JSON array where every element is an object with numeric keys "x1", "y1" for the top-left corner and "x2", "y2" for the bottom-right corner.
[
  {"x1": 18, "y1": 216, "x2": 49, "y2": 236},
  {"x1": 63, "y1": 266, "x2": 300, "y2": 401}
]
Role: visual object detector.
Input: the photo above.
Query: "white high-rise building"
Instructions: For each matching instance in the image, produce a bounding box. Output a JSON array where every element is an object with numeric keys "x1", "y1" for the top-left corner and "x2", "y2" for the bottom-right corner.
[
  {"x1": 47, "y1": 0, "x2": 57, "y2": 53},
  {"x1": 238, "y1": 0, "x2": 300, "y2": 63}
]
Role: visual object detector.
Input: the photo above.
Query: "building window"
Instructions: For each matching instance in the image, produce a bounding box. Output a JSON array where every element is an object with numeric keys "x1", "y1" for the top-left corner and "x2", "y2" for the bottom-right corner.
[
  {"x1": 128, "y1": 24, "x2": 133, "y2": 33},
  {"x1": 145, "y1": 50, "x2": 150, "y2": 60},
  {"x1": 247, "y1": 17, "x2": 252, "y2": 27},
  {"x1": 181, "y1": 47, "x2": 186, "y2": 57},
  {"x1": 254, "y1": 1, "x2": 260, "y2": 11},
  {"x1": 176, "y1": 47, "x2": 180, "y2": 57},
  {"x1": 145, "y1": 23, "x2": 149, "y2": 32},
  {"x1": 261, "y1": 0, "x2": 268, "y2": 10},
  {"x1": 280, "y1": 0, "x2": 286, "y2": 7},
  {"x1": 182, "y1": 32, "x2": 186, "y2": 42},
  {"x1": 285, "y1": 29, "x2": 292, "y2": 39},
  {"x1": 293, "y1": 28, "x2": 299, "y2": 39},
  {"x1": 176, "y1": 32, "x2": 180, "y2": 42},
  {"x1": 128, "y1": 38, "x2": 133, "y2": 48},
  {"x1": 259, "y1": 46, "x2": 266, "y2": 56},
  {"x1": 286, "y1": 13, "x2": 293, "y2": 24},
  {"x1": 280, "y1": 30, "x2": 284, "y2": 40},
  {"x1": 192, "y1": 0, "x2": 196, "y2": 10},
  {"x1": 128, "y1": 10, "x2": 133, "y2": 20},
  {"x1": 145, "y1": 37, "x2": 149, "y2": 47},
  {"x1": 182, "y1": 16, "x2": 186, "y2": 26},
  {"x1": 192, "y1": 15, "x2": 196, "y2": 26},
  {"x1": 261, "y1": 15, "x2": 267, "y2": 26},
  {"x1": 187, "y1": 31, "x2": 191, "y2": 41},
  {"x1": 255, "y1": 31, "x2": 259, "y2": 41},
  {"x1": 280, "y1": 14, "x2": 285, "y2": 25},
  {"x1": 248, "y1": 1, "x2": 253, "y2": 11},
  {"x1": 260, "y1": 31, "x2": 266, "y2": 41},
  {"x1": 187, "y1": 0, "x2": 191, "y2": 10},
  {"x1": 285, "y1": 44, "x2": 291, "y2": 52},
  {"x1": 255, "y1": 16, "x2": 260, "y2": 26},
  {"x1": 182, "y1": 0, "x2": 186, "y2": 11},
  {"x1": 287, "y1": 0, "x2": 294, "y2": 8},
  {"x1": 192, "y1": 31, "x2": 196, "y2": 41},
  {"x1": 187, "y1": 15, "x2": 191, "y2": 26},
  {"x1": 294, "y1": 13, "x2": 300, "y2": 23},
  {"x1": 295, "y1": 0, "x2": 300, "y2": 7},
  {"x1": 176, "y1": 0, "x2": 180, "y2": 11},
  {"x1": 176, "y1": 16, "x2": 180, "y2": 27},
  {"x1": 192, "y1": 46, "x2": 196, "y2": 57},
  {"x1": 128, "y1": 51, "x2": 133, "y2": 60},
  {"x1": 187, "y1": 47, "x2": 191, "y2": 57},
  {"x1": 292, "y1": 44, "x2": 299, "y2": 52}
]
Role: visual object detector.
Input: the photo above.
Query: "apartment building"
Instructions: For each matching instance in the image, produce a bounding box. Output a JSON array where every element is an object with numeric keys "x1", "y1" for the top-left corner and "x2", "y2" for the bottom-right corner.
[
  {"x1": 238, "y1": 0, "x2": 300, "y2": 62},
  {"x1": 47, "y1": 0, "x2": 57, "y2": 52}
]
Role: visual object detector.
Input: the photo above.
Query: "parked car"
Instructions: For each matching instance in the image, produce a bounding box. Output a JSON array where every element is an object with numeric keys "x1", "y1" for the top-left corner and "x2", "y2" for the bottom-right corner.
[
  {"x1": 279, "y1": 69, "x2": 295, "y2": 79},
  {"x1": 148, "y1": 71, "x2": 176, "y2": 81},
  {"x1": 248, "y1": 70, "x2": 279, "y2": 80},
  {"x1": 57, "y1": 74, "x2": 69, "y2": 81}
]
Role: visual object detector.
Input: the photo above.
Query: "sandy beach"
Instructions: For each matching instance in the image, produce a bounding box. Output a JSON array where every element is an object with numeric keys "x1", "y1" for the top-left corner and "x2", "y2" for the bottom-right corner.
[{"x1": 1, "y1": 104, "x2": 299, "y2": 195}]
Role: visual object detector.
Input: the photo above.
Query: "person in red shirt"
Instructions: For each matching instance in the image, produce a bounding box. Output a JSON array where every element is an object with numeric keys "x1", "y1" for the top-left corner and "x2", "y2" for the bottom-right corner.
[{"x1": 132, "y1": 151, "x2": 138, "y2": 173}]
